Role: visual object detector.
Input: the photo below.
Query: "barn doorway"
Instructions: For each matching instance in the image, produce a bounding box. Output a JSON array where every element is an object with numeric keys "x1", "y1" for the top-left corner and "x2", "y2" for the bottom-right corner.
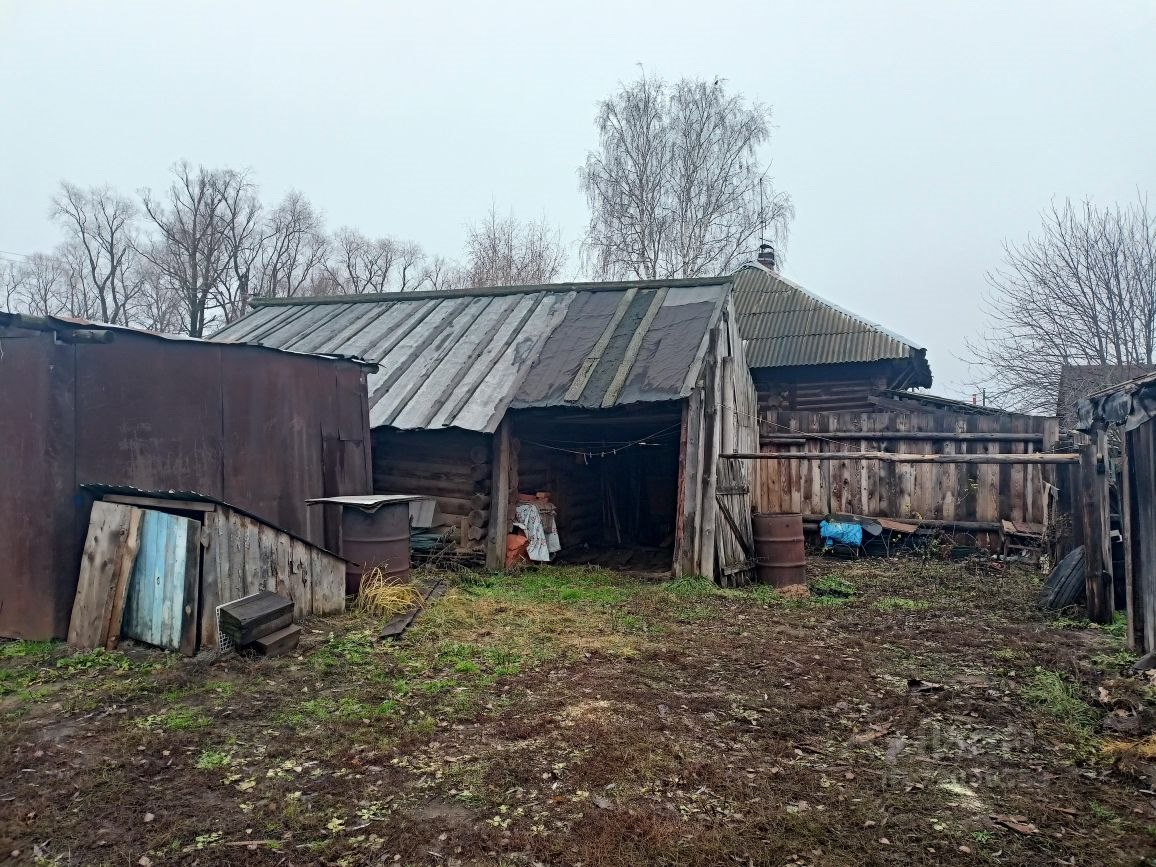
[{"x1": 509, "y1": 403, "x2": 683, "y2": 574}]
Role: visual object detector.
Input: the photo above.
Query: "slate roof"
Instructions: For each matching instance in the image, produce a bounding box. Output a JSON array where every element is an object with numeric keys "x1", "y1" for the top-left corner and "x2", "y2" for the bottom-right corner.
[
  {"x1": 212, "y1": 279, "x2": 730, "y2": 433},
  {"x1": 732, "y1": 263, "x2": 931, "y2": 385}
]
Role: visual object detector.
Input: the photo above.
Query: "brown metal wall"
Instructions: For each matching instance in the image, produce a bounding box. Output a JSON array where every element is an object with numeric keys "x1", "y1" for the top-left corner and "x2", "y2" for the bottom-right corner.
[
  {"x1": 0, "y1": 327, "x2": 371, "y2": 640},
  {"x1": 0, "y1": 330, "x2": 77, "y2": 639}
]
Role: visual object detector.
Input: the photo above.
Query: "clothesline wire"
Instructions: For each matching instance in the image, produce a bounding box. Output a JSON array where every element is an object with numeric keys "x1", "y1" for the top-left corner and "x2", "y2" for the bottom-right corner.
[{"x1": 522, "y1": 420, "x2": 684, "y2": 458}]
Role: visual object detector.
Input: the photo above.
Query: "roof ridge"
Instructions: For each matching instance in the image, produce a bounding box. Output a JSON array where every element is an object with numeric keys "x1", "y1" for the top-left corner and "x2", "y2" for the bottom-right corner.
[{"x1": 251, "y1": 274, "x2": 735, "y2": 308}]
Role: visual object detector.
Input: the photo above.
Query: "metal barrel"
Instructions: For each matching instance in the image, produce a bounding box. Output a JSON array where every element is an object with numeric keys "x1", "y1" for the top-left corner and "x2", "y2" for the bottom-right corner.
[
  {"x1": 341, "y1": 503, "x2": 411, "y2": 595},
  {"x1": 752, "y1": 512, "x2": 806, "y2": 588}
]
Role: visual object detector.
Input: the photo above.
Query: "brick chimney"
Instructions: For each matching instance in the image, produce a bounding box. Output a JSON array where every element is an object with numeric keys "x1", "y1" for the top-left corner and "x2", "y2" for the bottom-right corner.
[{"x1": 757, "y1": 242, "x2": 776, "y2": 271}]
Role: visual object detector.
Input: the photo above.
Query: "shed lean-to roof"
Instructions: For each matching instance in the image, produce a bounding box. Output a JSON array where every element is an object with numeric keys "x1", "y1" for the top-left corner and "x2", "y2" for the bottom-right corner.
[
  {"x1": 212, "y1": 278, "x2": 731, "y2": 433},
  {"x1": 732, "y1": 263, "x2": 931, "y2": 386}
]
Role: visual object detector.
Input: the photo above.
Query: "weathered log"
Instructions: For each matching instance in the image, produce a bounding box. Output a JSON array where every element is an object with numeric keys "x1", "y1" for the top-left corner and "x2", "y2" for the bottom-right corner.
[{"x1": 726, "y1": 452, "x2": 1078, "y2": 465}]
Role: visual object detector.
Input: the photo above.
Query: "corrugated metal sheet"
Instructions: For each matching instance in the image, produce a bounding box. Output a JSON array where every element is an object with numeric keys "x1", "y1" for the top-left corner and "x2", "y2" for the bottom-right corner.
[
  {"x1": 732, "y1": 264, "x2": 930, "y2": 382},
  {"x1": 213, "y1": 280, "x2": 731, "y2": 433}
]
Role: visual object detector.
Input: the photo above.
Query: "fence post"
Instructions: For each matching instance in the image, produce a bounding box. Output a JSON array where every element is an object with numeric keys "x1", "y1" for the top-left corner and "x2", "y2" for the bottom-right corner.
[{"x1": 1080, "y1": 429, "x2": 1113, "y2": 624}]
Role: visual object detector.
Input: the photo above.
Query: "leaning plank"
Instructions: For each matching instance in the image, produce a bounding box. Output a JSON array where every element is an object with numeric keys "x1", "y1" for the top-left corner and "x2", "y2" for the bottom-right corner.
[
  {"x1": 69, "y1": 502, "x2": 144, "y2": 650},
  {"x1": 121, "y1": 510, "x2": 202, "y2": 654}
]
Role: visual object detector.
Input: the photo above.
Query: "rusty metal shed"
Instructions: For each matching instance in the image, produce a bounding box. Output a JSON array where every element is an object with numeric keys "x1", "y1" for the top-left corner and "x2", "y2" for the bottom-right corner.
[{"x1": 0, "y1": 312, "x2": 374, "y2": 640}]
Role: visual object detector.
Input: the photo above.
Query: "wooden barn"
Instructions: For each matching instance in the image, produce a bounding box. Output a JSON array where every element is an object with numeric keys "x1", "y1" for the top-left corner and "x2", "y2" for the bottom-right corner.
[
  {"x1": 214, "y1": 278, "x2": 759, "y2": 583},
  {"x1": 733, "y1": 259, "x2": 932, "y2": 411}
]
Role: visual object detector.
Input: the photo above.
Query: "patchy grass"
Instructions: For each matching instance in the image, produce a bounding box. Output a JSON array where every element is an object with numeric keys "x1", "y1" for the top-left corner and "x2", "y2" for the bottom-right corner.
[
  {"x1": 136, "y1": 706, "x2": 213, "y2": 732},
  {"x1": 1022, "y1": 667, "x2": 1101, "y2": 754},
  {"x1": 2, "y1": 557, "x2": 1154, "y2": 866},
  {"x1": 873, "y1": 595, "x2": 930, "y2": 611},
  {"x1": 809, "y1": 572, "x2": 856, "y2": 599}
]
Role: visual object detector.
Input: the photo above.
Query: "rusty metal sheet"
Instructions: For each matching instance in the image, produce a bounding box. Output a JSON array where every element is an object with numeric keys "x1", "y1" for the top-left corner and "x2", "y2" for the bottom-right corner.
[
  {"x1": 0, "y1": 330, "x2": 77, "y2": 639},
  {"x1": 75, "y1": 340, "x2": 226, "y2": 497},
  {"x1": 220, "y1": 344, "x2": 329, "y2": 546},
  {"x1": 1, "y1": 323, "x2": 371, "y2": 640}
]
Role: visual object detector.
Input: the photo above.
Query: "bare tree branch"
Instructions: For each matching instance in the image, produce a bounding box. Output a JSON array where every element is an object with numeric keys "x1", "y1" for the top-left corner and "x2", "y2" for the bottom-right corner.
[
  {"x1": 464, "y1": 206, "x2": 567, "y2": 287},
  {"x1": 967, "y1": 196, "x2": 1156, "y2": 412},
  {"x1": 51, "y1": 183, "x2": 143, "y2": 325},
  {"x1": 579, "y1": 74, "x2": 792, "y2": 279}
]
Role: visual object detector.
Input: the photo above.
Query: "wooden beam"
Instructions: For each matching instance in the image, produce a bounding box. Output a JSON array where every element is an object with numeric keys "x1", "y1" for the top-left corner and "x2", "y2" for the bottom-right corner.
[
  {"x1": 760, "y1": 431, "x2": 1045, "y2": 443},
  {"x1": 1080, "y1": 432, "x2": 1114, "y2": 624},
  {"x1": 601, "y1": 287, "x2": 669, "y2": 408},
  {"x1": 103, "y1": 494, "x2": 216, "y2": 512},
  {"x1": 485, "y1": 419, "x2": 513, "y2": 570},
  {"x1": 564, "y1": 287, "x2": 637, "y2": 402},
  {"x1": 722, "y1": 452, "x2": 1078, "y2": 465}
]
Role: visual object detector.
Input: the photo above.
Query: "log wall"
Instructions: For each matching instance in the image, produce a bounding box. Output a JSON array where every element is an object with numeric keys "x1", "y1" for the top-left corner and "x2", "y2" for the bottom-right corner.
[{"x1": 371, "y1": 428, "x2": 493, "y2": 551}]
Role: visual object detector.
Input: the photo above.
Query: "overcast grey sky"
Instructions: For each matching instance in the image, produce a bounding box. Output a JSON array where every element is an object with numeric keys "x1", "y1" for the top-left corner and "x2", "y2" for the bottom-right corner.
[{"x1": 1, "y1": 1, "x2": 1153, "y2": 398}]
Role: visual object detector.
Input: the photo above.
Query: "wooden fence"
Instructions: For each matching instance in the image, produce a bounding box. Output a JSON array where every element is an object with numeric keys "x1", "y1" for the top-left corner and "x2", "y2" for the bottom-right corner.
[{"x1": 752, "y1": 411, "x2": 1061, "y2": 544}]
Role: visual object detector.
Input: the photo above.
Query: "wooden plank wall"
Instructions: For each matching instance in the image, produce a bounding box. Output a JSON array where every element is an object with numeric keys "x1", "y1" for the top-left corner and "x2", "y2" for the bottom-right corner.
[
  {"x1": 754, "y1": 410, "x2": 1060, "y2": 548},
  {"x1": 199, "y1": 505, "x2": 346, "y2": 650}
]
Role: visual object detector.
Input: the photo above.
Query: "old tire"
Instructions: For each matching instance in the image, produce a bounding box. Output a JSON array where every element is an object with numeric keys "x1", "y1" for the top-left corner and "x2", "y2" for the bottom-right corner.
[{"x1": 1039, "y1": 546, "x2": 1085, "y2": 611}]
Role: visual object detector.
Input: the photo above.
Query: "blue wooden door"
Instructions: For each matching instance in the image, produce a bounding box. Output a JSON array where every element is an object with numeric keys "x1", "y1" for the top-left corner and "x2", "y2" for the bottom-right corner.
[{"x1": 122, "y1": 510, "x2": 201, "y2": 653}]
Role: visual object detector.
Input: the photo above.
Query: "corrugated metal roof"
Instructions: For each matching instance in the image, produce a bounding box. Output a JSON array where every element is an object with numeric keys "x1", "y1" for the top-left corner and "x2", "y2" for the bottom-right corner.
[
  {"x1": 212, "y1": 279, "x2": 730, "y2": 433},
  {"x1": 732, "y1": 263, "x2": 930, "y2": 385},
  {"x1": 0, "y1": 311, "x2": 377, "y2": 368}
]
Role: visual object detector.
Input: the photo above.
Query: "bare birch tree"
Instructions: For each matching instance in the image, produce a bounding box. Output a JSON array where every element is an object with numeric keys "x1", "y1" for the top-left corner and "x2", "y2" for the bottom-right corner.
[
  {"x1": 323, "y1": 228, "x2": 398, "y2": 294},
  {"x1": 139, "y1": 162, "x2": 239, "y2": 336},
  {"x1": 51, "y1": 183, "x2": 144, "y2": 325},
  {"x1": 968, "y1": 197, "x2": 1156, "y2": 412},
  {"x1": 257, "y1": 191, "x2": 330, "y2": 299},
  {"x1": 464, "y1": 207, "x2": 566, "y2": 287},
  {"x1": 579, "y1": 74, "x2": 793, "y2": 280}
]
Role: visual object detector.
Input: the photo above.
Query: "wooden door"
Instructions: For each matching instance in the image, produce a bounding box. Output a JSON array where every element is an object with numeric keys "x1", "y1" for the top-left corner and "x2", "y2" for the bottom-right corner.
[
  {"x1": 122, "y1": 510, "x2": 201, "y2": 655},
  {"x1": 715, "y1": 457, "x2": 755, "y2": 587}
]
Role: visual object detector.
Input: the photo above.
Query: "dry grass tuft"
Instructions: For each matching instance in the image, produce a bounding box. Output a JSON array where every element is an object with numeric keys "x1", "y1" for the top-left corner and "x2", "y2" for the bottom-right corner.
[
  {"x1": 356, "y1": 567, "x2": 424, "y2": 619},
  {"x1": 1102, "y1": 735, "x2": 1156, "y2": 760}
]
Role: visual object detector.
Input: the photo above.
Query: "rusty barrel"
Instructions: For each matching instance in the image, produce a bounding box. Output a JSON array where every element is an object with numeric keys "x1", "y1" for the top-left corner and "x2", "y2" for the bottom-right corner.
[
  {"x1": 752, "y1": 512, "x2": 806, "y2": 588},
  {"x1": 341, "y1": 502, "x2": 411, "y2": 595}
]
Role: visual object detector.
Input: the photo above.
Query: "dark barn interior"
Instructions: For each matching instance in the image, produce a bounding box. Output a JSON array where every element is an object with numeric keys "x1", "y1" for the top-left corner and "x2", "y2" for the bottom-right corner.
[{"x1": 510, "y1": 403, "x2": 683, "y2": 571}]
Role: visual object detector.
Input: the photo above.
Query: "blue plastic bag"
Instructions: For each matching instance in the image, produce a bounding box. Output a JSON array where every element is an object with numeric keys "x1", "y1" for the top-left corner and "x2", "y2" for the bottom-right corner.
[{"x1": 819, "y1": 520, "x2": 863, "y2": 548}]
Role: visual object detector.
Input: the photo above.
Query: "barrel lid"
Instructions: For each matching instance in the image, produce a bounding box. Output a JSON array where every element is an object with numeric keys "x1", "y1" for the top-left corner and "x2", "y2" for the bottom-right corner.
[{"x1": 306, "y1": 493, "x2": 434, "y2": 512}]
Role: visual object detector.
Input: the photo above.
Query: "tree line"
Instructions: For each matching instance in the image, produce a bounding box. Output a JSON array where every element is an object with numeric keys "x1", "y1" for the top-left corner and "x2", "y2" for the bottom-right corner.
[
  {"x1": 2, "y1": 73, "x2": 794, "y2": 336},
  {"x1": 0, "y1": 165, "x2": 571, "y2": 337}
]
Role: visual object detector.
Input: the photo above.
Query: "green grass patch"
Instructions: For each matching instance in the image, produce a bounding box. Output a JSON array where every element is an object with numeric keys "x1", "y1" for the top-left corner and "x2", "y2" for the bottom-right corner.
[
  {"x1": 137, "y1": 707, "x2": 212, "y2": 732},
  {"x1": 56, "y1": 648, "x2": 144, "y2": 674},
  {"x1": 1022, "y1": 667, "x2": 1100, "y2": 754},
  {"x1": 874, "y1": 596, "x2": 929, "y2": 612},
  {"x1": 459, "y1": 565, "x2": 632, "y2": 606},
  {"x1": 194, "y1": 749, "x2": 232, "y2": 770},
  {"x1": 810, "y1": 574, "x2": 856, "y2": 599},
  {"x1": 0, "y1": 639, "x2": 57, "y2": 659}
]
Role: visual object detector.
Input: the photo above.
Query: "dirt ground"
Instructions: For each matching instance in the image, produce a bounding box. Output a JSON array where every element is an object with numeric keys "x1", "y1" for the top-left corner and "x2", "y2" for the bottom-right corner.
[{"x1": 3, "y1": 556, "x2": 1156, "y2": 866}]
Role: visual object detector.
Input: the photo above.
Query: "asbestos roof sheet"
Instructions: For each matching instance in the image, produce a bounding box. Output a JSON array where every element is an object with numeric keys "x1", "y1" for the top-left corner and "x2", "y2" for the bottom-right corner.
[
  {"x1": 732, "y1": 264, "x2": 930, "y2": 383},
  {"x1": 212, "y1": 279, "x2": 730, "y2": 433}
]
